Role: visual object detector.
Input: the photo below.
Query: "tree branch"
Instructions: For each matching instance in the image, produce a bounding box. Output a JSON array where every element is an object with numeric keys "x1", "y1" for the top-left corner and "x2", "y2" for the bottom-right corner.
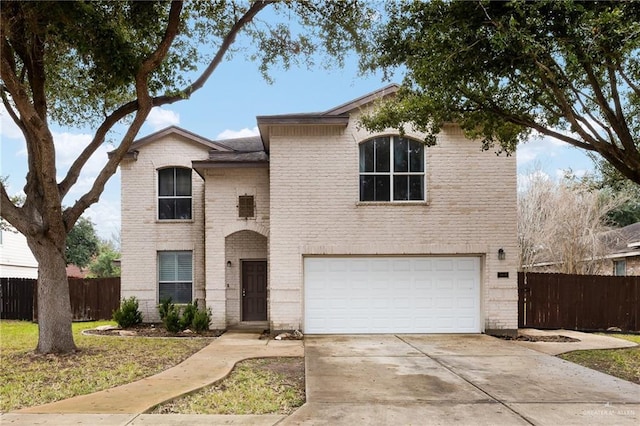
[
  {"x1": 152, "y1": 0, "x2": 274, "y2": 105},
  {"x1": 59, "y1": 1, "x2": 184, "y2": 199}
]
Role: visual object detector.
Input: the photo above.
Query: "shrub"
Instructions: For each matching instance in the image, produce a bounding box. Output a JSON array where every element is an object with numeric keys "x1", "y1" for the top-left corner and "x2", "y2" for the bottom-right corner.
[
  {"x1": 191, "y1": 307, "x2": 212, "y2": 333},
  {"x1": 158, "y1": 297, "x2": 173, "y2": 321},
  {"x1": 180, "y1": 301, "x2": 198, "y2": 330},
  {"x1": 157, "y1": 298, "x2": 212, "y2": 333},
  {"x1": 163, "y1": 307, "x2": 182, "y2": 333},
  {"x1": 113, "y1": 297, "x2": 143, "y2": 328}
]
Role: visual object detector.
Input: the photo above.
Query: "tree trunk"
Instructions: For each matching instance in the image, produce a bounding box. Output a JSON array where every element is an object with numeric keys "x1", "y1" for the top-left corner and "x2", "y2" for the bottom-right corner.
[{"x1": 28, "y1": 236, "x2": 77, "y2": 354}]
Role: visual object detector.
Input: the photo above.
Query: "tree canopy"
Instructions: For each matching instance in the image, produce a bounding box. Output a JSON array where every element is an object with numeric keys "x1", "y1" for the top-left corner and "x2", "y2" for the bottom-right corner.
[
  {"x1": 0, "y1": 0, "x2": 374, "y2": 353},
  {"x1": 361, "y1": 0, "x2": 640, "y2": 185},
  {"x1": 65, "y1": 216, "x2": 99, "y2": 269}
]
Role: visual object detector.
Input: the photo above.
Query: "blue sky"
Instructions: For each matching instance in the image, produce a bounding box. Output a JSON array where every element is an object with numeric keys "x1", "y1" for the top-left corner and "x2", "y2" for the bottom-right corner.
[{"x1": 1, "y1": 51, "x2": 596, "y2": 241}]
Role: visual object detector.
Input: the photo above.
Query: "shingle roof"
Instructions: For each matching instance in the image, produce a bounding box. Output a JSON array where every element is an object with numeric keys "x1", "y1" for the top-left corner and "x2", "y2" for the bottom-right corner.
[{"x1": 214, "y1": 136, "x2": 263, "y2": 152}]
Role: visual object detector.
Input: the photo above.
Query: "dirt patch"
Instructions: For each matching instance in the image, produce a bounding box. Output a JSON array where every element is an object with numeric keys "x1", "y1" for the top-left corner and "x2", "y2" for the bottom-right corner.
[
  {"x1": 84, "y1": 323, "x2": 225, "y2": 338},
  {"x1": 500, "y1": 334, "x2": 580, "y2": 342}
]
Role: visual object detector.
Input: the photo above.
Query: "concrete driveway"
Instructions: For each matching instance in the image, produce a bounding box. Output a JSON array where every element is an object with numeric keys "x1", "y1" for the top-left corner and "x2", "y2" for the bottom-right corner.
[{"x1": 282, "y1": 334, "x2": 640, "y2": 425}]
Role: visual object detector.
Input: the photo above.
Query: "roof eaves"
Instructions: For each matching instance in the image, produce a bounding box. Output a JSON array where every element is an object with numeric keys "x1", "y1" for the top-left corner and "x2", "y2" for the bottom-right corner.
[
  {"x1": 128, "y1": 126, "x2": 233, "y2": 153},
  {"x1": 322, "y1": 83, "x2": 400, "y2": 116},
  {"x1": 255, "y1": 114, "x2": 350, "y2": 126}
]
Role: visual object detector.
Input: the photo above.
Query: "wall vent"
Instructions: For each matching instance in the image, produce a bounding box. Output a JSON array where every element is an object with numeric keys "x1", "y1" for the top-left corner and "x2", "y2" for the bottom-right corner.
[{"x1": 238, "y1": 195, "x2": 255, "y2": 218}]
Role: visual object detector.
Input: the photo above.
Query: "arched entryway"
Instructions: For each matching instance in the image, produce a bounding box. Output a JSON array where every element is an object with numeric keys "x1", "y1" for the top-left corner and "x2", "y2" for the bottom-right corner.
[{"x1": 224, "y1": 230, "x2": 268, "y2": 325}]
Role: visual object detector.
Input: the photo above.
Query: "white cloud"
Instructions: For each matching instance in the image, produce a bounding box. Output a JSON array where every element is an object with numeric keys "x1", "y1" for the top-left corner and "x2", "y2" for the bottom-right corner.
[
  {"x1": 216, "y1": 126, "x2": 259, "y2": 140},
  {"x1": 83, "y1": 196, "x2": 121, "y2": 241},
  {"x1": 0, "y1": 104, "x2": 24, "y2": 140},
  {"x1": 517, "y1": 135, "x2": 569, "y2": 167},
  {"x1": 146, "y1": 107, "x2": 180, "y2": 131}
]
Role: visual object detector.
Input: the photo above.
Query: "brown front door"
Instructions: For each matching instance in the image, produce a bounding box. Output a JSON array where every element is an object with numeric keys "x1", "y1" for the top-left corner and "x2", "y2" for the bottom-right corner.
[{"x1": 242, "y1": 260, "x2": 267, "y2": 321}]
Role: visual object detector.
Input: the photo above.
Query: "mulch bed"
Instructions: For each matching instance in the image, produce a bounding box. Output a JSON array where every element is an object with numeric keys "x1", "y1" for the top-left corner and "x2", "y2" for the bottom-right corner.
[
  {"x1": 500, "y1": 334, "x2": 580, "y2": 342},
  {"x1": 84, "y1": 324, "x2": 225, "y2": 338}
]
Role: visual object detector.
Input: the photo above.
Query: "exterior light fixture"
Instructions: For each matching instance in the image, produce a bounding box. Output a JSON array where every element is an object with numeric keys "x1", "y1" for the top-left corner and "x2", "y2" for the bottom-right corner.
[
  {"x1": 498, "y1": 248, "x2": 505, "y2": 260},
  {"x1": 226, "y1": 261, "x2": 232, "y2": 267}
]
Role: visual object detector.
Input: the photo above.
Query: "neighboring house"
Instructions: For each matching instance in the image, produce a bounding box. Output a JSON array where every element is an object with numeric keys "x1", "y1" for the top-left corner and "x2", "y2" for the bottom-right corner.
[
  {"x1": 66, "y1": 264, "x2": 89, "y2": 278},
  {"x1": 0, "y1": 228, "x2": 38, "y2": 279},
  {"x1": 527, "y1": 222, "x2": 640, "y2": 276},
  {"x1": 601, "y1": 222, "x2": 640, "y2": 276},
  {"x1": 120, "y1": 85, "x2": 518, "y2": 335}
]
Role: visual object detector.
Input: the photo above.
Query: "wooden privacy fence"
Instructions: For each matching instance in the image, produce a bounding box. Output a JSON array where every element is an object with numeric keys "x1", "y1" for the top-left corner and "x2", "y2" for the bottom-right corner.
[
  {"x1": 518, "y1": 272, "x2": 640, "y2": 332},
  {"x1": 1, "y1": 277, "x2": 120, "y2": 321},
  {"x1": 0, "y1": 278, "x2": 35, "y2": 320}
]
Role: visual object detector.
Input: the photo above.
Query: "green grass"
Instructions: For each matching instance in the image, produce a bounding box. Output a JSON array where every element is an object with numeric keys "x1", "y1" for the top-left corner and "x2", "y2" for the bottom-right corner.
[
  {"x1": 0, "y1": 320, "x2": 213, "y2": 413},
  {"x1": 152, "y1": 357, "x2": 305, "y2": 415},
  {"x1": 559, "y1": 334, "x2": 640, "y2": 385}
]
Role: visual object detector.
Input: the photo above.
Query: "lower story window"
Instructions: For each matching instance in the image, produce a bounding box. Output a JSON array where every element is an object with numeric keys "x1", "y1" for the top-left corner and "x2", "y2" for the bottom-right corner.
[
  {"x1": 614, "y1": 260, "x2": 626, "y2": 276},
  {"x1": 158, "y1": 251, "x2": 192, "y2": 303}
]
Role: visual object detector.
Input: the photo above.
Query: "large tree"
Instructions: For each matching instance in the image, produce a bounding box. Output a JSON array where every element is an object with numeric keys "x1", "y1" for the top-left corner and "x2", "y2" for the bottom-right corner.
[
  {"x1": 0, "y1": 0, "x2": 373, "y2": 353},
  {"x1": 361, "y1": 0, "x2": 640, "y2": 184}
]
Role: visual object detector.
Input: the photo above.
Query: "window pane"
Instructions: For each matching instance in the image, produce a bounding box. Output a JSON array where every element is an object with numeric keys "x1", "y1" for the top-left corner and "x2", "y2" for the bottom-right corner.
[
  {"x1": 359, "y1": 141, "x2": 374, "y2": 172},
  {"x1": 175, "y1": 198, "x2": 192, "y2": 220},
  {"x1": 394, "y1": 175, "x2": 409, "y2": 200},
  {"x1": 158, "y1": 169, "x2": 174, "y2": 196},
  {"x1": 158, "y1": 198, "x2": 175, "y2": 220},
  {"x1": 176, "y1": 252, "x2": 192, "y2": 281},
  {"x1": 375, "y1": 175, "x2": 390, "y2": 201},
  {"x1": 360, "y1": 175, "x2": 375, "y2": 201},
  {"x1": 394, "y1": 138, "x2": 409, "y2": 172},
  {"x1": 159, "y1": 283, "x2": 192, "y2": 304},
  {"x1": 375, "y1": 138, "x2": 390, "y2": 172},
  {"x1": 159, "y1": 252, "x2": 176, "y2": 281},
  {"x1": 409, "y1": 175, "x2": 424, "y2": 200},
  {"x1": 409, "y1": 141, "x2": 424, "y2": 172},
  {"x1": 175, "y1": 168, "x2": 192, "y2": 196}
]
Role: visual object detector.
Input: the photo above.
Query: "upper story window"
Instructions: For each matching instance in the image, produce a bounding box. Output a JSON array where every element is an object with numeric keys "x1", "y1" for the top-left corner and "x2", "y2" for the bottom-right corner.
[
  {"x1": 359, "y1": 136, "x2": 425, "y2": 202},
  {"x1": 158, "y1": 167, "x2": 192, "y2": 220}
]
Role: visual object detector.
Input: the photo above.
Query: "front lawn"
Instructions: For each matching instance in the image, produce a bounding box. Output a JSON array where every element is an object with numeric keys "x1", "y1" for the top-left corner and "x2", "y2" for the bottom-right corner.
[
  {"x1": 151, "y1": 357, "x2": 305, "y2": 415},
  {"x1": 559, "y1": 334, "x2": 640, "y2": 385},
  {"x1": 0, "y1": 320, "x2": 213, "y2": 412}
]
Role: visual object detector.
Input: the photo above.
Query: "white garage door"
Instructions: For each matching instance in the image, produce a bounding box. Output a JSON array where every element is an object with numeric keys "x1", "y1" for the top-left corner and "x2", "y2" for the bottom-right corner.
[{"x1": 304, "y1": 256, "x2": 481, "y2": 334}]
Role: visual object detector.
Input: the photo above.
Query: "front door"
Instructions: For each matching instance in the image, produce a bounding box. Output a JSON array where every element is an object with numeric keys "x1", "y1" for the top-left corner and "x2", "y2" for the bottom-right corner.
[{"x1": 242, "y1": 260, "x2": 267, "y2": 321}]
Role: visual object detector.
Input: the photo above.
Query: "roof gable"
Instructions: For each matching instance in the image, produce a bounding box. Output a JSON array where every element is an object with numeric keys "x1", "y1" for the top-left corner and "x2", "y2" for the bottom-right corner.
[
  {"x1": 321, "y1": 83, "x2": 399, "y2": 116},
  {"x1": 256, "y1": 84, "x2": 400, "y2": 151},
  {"x1": 129, "y1": 126, "x2": 233, "y2": 153}
]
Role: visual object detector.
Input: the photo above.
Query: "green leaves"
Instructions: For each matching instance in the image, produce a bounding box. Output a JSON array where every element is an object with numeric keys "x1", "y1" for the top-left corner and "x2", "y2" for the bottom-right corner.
[
  {"x1": 362, "y1": 0, "x2": 640, "y2": 183},
  {"x1": 65, "y1": 216, "x2": 100, "y2": 268}
]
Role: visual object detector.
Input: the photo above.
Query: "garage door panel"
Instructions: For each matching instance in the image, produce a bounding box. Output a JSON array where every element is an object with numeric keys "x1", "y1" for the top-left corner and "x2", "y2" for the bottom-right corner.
[{"x1": 304, "y1": 256, "x2": 480, "y2": 334}]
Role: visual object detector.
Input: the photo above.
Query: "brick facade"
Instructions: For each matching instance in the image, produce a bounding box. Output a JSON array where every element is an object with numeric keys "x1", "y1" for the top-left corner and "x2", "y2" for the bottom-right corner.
[
  {"x1": 121, "y1": 89, "x2": 518, "y2": 333},
  {"x1": 120, "y1": 135, "x2": 208, "y2": 322},
  {"x1": 267, "y1": 112, "x2": 518, "y2": 333}
]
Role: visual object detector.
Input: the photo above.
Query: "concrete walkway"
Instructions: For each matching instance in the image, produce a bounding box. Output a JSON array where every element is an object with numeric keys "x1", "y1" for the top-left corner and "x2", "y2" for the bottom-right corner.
[
  {"x1": 2, "y1": 330, "x2": 637, "y2": 425},
  {"x1": 4, "y1": 331, "x2": 302, "y2": 425},
  {"x1": 514, "y1": 328, "x2": 637, "y2": 355}
]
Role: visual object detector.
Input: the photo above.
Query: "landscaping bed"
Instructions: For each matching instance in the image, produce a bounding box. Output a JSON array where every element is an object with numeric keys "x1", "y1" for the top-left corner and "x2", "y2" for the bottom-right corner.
[{"x1": 83, "y1": 323, "x2": 225, "y2": 338}]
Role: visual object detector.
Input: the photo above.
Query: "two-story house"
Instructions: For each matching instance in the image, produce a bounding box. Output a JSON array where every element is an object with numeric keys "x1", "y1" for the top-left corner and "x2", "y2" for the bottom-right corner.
[{"x1": 120, "y1": 85, "x2": 518, "y2": 335}]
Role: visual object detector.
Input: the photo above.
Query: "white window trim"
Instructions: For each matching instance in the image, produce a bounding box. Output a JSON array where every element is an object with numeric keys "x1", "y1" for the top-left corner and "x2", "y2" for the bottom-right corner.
[{"x1": 359, "y1": 136, "x2": 426, "y2": 203}]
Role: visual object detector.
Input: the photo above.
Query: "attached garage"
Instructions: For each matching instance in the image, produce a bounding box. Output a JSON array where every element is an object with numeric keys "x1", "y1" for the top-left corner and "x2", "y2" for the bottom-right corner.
[{"x1": 304, "y1": 256, "x2": 481, "y2": 334}]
